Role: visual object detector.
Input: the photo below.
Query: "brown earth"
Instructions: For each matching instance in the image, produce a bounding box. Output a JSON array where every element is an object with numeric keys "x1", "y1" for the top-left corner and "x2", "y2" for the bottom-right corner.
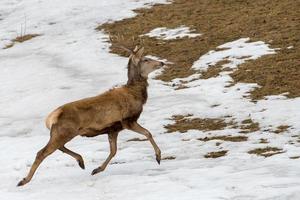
[
  {"x1": 198, "y1": 135, "x2": 248, "y2": 142},
  {"x1": 3, "y1": 34, "x2": 40, "y2": 49},
  {"x1": 248, "y1": 146, "x2": 283, "y2": 157},
  {"x1": 164, "y1": 114, "x2": 233, "y2": 133},
  {"x1": 239, "y1": 119, "x2": 260, "y2": 133},
  {"x1": 161, "y1": 156, "x2": 176, "y2": 160},
  {"x1": 204, "y1": 150, "x2": 228, "y2": 158},
  {"x1": 274, "y1": 125, "x2": 290, "y2": 134},
  {"x1": 99, "y1": 0, "x2": 300, "y2": 100}
]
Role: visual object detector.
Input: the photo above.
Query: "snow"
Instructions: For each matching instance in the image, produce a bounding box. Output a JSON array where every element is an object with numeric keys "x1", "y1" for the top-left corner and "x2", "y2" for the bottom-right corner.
[
  {"x1": 143, "y1": 25, "x2": 201, "y2": 40},
  {"x1": 192, "y1": 38, "x2": 276, "y2": 71},
  {"x1": 1, "y1": 0, "x2": 300, "y2": 200}
]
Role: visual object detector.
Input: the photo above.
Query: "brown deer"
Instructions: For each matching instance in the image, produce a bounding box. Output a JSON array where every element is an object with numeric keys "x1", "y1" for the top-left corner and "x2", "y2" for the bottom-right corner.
[{"x1": 17, "y1": 46, "x2": 164, "y2": 186}]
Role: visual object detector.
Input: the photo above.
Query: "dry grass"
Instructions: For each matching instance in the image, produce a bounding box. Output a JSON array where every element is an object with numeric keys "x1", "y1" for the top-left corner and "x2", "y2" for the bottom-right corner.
[
  {"x1": 290, "y1": 156, "x2": 300, "y2": 159},
  {"x1": 274, "y1": 125, "x2": 290, "y2": 134},
  {"x1": 3, "y1": 43, "x2": 14, "y2": 49},
  {"x1": 3, "y1": 34, "x2": 41, "y2": 49},
  {"x1": 99, "y1": 0, "x2": 300, "y2": 100},
  {"x1": 164, "y1": 114, "x2": 231, "y2": 133},
  {"x1": 161, "y1": 156, "x2": 176, "y2": 160},
  {"x1": 259, "y1": 138, "x2": 269, "y2": 144},
  {"x1": 164, "y1": 115, "x2": 260, "y2": 134},
  {"x1": 198, "y1": 135, "x2": 248, "y2": 142},
  {"x1": 231, "y1": 48, "x2": 300, "y2": 100},
  {"x1": 239, "y1": 119, "x2": 260, "y2": 133},
  {"x1": 248, "y1": 147, "x2": 283, "y2": 157},
  {"x1": 174, "y1": 84, "x2": 189, "y2": 90},
  {"x1": 200, "y1": 60, "x2": 231, "y2": 79},
  {"x1": 13, "y1": 34, "x2": 40, "y2": 43},
  {"x1": 204, "y1": 150, "x2": 228, "y2": 158}
]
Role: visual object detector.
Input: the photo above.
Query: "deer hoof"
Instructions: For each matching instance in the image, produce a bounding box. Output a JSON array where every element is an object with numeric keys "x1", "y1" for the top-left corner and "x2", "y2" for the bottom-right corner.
[
  {"x1": 78, "y1": 159, "x2": 85, "y2": 170},
  {"x1": 156, "y1": 155, "x2": 161, "y2": 165},
  {"x1": 91, "y1": 167, "x2": 103, "y2": 175},
  {"x1": 17, "y1": 178, "x2": 27, "y2": 187}
]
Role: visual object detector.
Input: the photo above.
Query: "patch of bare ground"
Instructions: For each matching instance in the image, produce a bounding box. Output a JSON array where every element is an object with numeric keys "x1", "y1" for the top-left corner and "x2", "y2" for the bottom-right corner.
[
  {"x1": 164, "y1": 115, "x2": 262, "y2": 134},
  {"x1": 198, "y1": 135, "x2": 248, "y2": 142},
  {"x1": 162, "y1": 156, "x2": 176, "y2": 160},
  {"x1": 3, "y1": 43, "x2": 14, "y2": 49},
  {"x1": 248, "y1": 147, "x2": 284, "y2": 157},
  {"x1": 181, "y1": 138, "x2": 190, "y2": 142},
  {"x1": 164, "y1": 114, "x2": 235, "y2": 133},
  {"x1": 259, "y1": 138, "x2": 269, "y2": 144},
  {"x1": 111, "y1": 161, "x2": 126, "y2": 165},
  {"x1": 291, "y1": 135, "x2": 300, "y2": 144},
  {"x1": 173, "y1": 59, "x2": 232, "y2": 89},
  {"x1": 174, "y1": 84, "x2": 189, "y2": 90},
  {"x1": 126, "y1": 137, "x2": 148, "y2": 142},
  {"x1": 290, "y1": 156, "x2": 300, "y2": 159},
  {"x1": 239, "y1": 119, "x2": 260, "y2": 133},
  {"x1": 13, "y1": 34, "x2": 40, "y2": 43},
  {"x1": 274, "y1": 125, "x2": 290, "y2": 134},
  {"x1": 99, "y1": 0, "x2": 300, "y2": 100},
  {"x1": 204, "y1": 150, "x2": 228, "y2": 158},
  {"x1": 3, "y1": 34, "x2": 40, "y2": 49},
  {"x1": 173, "y1": 77, "x2": 201, "y2": 90},
  {"x1": 200, "y1": 60, "x2": 232, "y2": 79}
]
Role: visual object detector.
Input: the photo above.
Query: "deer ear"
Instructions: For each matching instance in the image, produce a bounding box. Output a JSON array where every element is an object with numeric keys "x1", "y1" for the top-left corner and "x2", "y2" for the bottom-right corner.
[{"x1": 131, "y1": 47, "x2": 144, "y2": 65}]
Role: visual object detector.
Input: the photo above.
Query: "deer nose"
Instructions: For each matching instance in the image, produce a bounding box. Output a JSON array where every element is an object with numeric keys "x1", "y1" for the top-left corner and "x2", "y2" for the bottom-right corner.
[{"x1": 160, "y1": 61, "x2": 164, "y2": 66}]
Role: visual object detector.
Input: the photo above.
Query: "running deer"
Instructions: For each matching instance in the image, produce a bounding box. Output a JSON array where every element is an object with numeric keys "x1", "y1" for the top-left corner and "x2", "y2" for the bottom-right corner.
[{"x1": 17, "y1": 45, "x2": 164, "y2": 186}]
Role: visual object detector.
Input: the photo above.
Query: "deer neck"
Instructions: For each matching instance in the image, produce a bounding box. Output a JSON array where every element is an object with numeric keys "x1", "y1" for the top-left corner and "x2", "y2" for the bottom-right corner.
[
  {"x1": 126, "y1": 79, "x2": 148, "y2": 105},
  {"x1": 126, "y1": 60, "x2": 148, "y2": 104},
  {"x1": 127, "y1": 59, "x2": 143, "y2": 85}
]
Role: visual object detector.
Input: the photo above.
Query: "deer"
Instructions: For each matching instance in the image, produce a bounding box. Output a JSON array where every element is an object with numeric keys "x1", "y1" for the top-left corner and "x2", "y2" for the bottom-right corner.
[{"x1": 17, "y1": 45, "x2": 164, "y2": 186}]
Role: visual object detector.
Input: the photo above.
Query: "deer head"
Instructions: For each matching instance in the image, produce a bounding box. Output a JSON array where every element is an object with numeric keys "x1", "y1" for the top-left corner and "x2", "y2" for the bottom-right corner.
[
  {"x1": 129, "y1": 46, "x2": 164, "y2": 78},
  {"x1": 109, "y1": 36, "x2": 164, "y2": 83},
  {"x1": 125, "y1": 46, "x2": 164, "y2": 85}
]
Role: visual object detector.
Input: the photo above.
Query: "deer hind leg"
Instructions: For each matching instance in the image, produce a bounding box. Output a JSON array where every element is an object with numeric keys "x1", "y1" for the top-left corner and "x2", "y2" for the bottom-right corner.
[
  {"x1": 59, "y1": 146, "x2": 85, "y2": 169},
  {"x1": 17, "y1": 137, "x2": 59, "y2": 186},
  {"x1": 17, "y1": 125, "x2": 76, "y2": 186},
  {"x1": 125, "y1": 121, "x2": 161, "y2": 164},
  {"x1": 91, "y1": 131, "x2": 118, "y2": 175}
]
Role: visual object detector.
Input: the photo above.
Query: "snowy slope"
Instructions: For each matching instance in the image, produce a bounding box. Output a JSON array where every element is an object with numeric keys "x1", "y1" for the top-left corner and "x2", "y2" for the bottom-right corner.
[{"x1": 1, "y1": 1, "x2": 300, "y2": 200}]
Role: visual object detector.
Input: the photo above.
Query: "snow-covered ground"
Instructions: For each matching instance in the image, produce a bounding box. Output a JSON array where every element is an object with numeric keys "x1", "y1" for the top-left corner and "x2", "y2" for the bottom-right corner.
[
  {"x1": 143, "y1": 25, "x2": 201, "y2": 40},
  {"x1": 1, "y1": 0, "x2": 300, "y2": 200}
]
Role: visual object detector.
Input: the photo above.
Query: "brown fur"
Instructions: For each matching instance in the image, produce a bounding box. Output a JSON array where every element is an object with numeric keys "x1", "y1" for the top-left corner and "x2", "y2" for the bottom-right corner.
[
  {"x1": 55, "y1": 84, "x2": 146, "y2": 136},
  {"x1": 17, "y1": 46, "x2": 164, "y2": 186}
]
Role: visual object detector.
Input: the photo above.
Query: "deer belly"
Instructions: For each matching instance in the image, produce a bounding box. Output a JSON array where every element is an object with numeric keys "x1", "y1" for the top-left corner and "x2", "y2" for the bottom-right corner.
[
  {"x1": 80, "y1": 121, "x2": 123, "y2": 137},
  {"x1": 79, "y1": 128, "x2": 103, "y2": 137}
]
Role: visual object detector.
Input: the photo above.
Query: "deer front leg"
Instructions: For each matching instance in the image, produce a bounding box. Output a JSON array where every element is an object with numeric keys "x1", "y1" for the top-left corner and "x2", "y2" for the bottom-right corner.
[
  {"x1": 91, "y1": 131, "x2": 118, "y2": 175},
  {"x1": 124, "y1": 121, "x2": 161, "y2": 164}
]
